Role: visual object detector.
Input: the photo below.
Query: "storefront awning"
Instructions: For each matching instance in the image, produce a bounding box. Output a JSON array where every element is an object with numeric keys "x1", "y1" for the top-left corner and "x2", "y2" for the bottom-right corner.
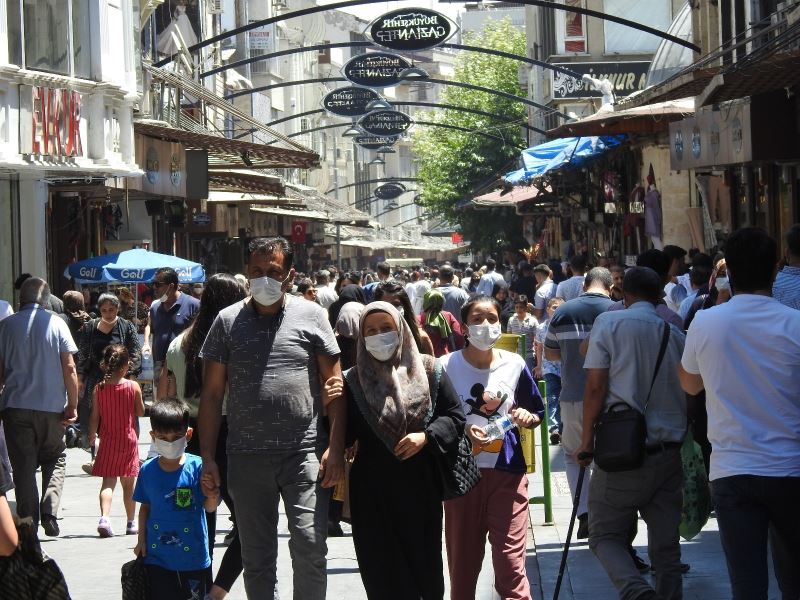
[
  {"x1": 206, "y1": 169, "x2": 286, "y2": 195},
  {"x1": 547, "y1": 98, "x2": 694, "y2": 137},
  {"x1": 504, "y1": 136, "x2": 626, "y2": 185},
  {"x1": 472, "y1": 185, "x2": 548, "y2": 207},
  {"x1": 134, "y1": 120, "x2": 319, "y2": 170},
  {"x1": 251, "y1": 206, "x2": 330, "y2": 221}
]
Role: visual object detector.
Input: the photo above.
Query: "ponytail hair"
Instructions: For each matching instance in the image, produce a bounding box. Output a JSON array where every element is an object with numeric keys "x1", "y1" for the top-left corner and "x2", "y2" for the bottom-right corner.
[{"x1": 99, "y1": 343, "x2": 129, "y2": 387}]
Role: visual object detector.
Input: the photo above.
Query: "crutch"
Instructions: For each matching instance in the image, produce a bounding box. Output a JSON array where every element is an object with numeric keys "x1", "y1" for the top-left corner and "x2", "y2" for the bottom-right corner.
[{"x1": 552, "y1": 453, "x2": 591, "y2": 600}]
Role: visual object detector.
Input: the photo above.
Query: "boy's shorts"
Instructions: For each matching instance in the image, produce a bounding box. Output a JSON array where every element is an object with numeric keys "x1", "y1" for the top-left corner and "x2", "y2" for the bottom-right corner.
[{"x1": 145, "y1": 564, "x2": 212, "y2": 600}]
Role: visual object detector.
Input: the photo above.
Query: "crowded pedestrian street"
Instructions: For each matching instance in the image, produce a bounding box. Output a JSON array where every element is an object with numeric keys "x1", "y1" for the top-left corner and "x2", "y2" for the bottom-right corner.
[
  {"x1": 8, "y1": 420, "x2": 778, "y2": 600},
  {"x1": 1, "y1": 1, "x2": 800, "y2": 599}
]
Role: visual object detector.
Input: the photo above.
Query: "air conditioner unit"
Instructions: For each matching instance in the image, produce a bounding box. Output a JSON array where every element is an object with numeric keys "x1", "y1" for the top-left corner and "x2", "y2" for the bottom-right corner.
[{"x1": 207, "y1": 0, "x2": 223, "y2": 14}]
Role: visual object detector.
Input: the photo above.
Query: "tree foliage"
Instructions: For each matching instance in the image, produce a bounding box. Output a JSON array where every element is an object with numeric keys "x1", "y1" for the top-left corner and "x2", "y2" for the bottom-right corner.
[{"x1": 411, "y1": 18, "x2": 528, "y2": 253}]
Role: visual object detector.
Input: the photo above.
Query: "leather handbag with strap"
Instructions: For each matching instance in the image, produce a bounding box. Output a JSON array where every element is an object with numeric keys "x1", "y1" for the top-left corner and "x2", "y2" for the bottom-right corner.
[{"x1": 593, "y1": 321, "x2": 671, "y2": 473}]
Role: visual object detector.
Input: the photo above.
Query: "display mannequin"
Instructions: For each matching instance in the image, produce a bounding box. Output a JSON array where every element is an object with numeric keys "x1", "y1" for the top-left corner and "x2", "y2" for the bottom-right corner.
[{"x1": 644, "y1": 184, "x2": 663, "y2": 249}]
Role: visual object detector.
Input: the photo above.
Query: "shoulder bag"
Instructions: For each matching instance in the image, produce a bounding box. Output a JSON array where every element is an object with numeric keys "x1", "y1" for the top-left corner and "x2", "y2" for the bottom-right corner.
[
  {"x1": 428, "y1": 361, "x2": 482, "y2": 500},
  {"x1": 592, "y1": 322, "x2": 670, "y2": 472}
]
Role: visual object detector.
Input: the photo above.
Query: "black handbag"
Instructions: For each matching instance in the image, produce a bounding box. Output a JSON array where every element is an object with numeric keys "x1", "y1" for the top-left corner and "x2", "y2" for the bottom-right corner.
[
  {"x1": 0, "y1": 518, "x2": 71, "y2": 600},
  {"x1": 121, "y1": 557, "x2": 148, "y2": 600},
  {"x1": 593, "y1": 322, "x2": 670, "y2": 472},
  {"x1": 428, "y1": 362, "x2": 482, "y2": 500}
]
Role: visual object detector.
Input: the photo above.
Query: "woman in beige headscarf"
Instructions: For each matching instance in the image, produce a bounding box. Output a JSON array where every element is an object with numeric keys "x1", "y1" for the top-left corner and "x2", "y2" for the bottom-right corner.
[{"x1": 344, "y1": 301, "x2": 465, "y2": 600}]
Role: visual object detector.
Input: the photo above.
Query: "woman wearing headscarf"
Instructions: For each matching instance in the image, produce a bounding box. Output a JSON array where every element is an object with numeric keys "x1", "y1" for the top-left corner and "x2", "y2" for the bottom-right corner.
[
  {"x1": 492, "y1": 282, "x2": 516, "y2": 332},
  {"x1": 328, "y1": 284, "x2": 366, "y2": 328},
  {"x1": 59, "y1": 290, "x2": 92, "y2": 347},
  {"x1": 335, "y1": 302, "x2": 365, "y2": 371},
  {"x1": 375, "y1": 280, "x2": 435, "y2": 356},
  {"x1": 419, "y1": 289, "x2": 464, "y2": 357},
  {"x1": 344, "y1": 302, "x2": 466, "y2": 599}
]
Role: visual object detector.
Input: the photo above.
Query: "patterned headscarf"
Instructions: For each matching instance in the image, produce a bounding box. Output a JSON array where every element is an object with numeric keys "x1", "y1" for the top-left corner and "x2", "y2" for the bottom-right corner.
[
  {"x1": 349, "y1": 301, "x2": 433, "y2": 453},
  {"x1": 423, "y1": 289, "x2": 452, "y2": 339}
]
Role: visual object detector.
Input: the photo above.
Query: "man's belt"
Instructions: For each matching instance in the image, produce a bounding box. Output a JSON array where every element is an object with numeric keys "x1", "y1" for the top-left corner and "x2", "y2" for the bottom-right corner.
[{"x1": 645, "y1": 441, "x2": 682, "y2": 455}]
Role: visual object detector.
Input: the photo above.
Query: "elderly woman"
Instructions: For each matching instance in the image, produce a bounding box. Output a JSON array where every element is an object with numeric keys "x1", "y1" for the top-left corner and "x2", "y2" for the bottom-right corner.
[
  {"x1": 344, "y1": 302, "x2": 466, "y2": 599},
  {"x1": 77, "y1": 293, "x2": 141, "y2": 446},
  {"x1": 418, "y1": 288, "x2": 464, "y2": 357}
]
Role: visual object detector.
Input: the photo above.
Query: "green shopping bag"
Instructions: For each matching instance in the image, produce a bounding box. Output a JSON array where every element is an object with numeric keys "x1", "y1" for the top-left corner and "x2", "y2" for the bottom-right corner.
[{"x1": 679, "y1": 431, "x2": 711, "y2": 541}]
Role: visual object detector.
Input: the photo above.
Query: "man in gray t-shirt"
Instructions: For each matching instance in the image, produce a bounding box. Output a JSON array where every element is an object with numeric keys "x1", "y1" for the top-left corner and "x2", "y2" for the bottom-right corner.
[{"x1": 199, "y1": 237, "x2": 344, "y2": 600}]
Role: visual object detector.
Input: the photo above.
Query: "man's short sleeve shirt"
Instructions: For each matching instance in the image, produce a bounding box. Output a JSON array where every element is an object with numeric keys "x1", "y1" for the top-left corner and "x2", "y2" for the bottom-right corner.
[
  {"x1": 149, "y1": 294, "x2": 200, "y2": 363},
  {"x1": 200, "y1": 296, "x2": 340, "y2": 454}
]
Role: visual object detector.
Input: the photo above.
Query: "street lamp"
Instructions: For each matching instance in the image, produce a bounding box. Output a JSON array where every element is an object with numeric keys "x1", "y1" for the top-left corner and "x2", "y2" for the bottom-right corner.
[
  {"x1": 342, "y1": 125, "x2": 362, "y2": 137},
  {"x1": 398, "y1": 67, "x2": 430, "y2": 82},
  {"x1": 368, "y1": 156, "x2": 385, "y2": 166},
  {"x1": 365, "y1": 98, "x2": 393, "y2": 111},
  {"x1": 376, "y1": 145, "x2": 396, "y2": 154}
]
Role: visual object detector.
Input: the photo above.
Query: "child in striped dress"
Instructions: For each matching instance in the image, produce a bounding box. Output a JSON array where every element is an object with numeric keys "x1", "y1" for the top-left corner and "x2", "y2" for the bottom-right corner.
[{"x1": 88, "y1": 344, "x2": 145, "y2": 538}]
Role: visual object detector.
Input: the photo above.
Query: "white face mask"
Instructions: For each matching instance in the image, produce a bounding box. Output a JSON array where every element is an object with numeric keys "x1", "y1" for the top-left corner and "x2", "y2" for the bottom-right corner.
[
  {"x1": 153, "y1": 436, "x2": 187, "y2": 460},
  {"x1": 159, "y1": 293, "x2": 168, "y2": 303},
  {"x1": 395, "y1": 306, "x2": 405, "y2": 317},
  {"x1": 714, "y1": 276, "x2": 729, "y2": 292},
  {"x1": 100, "y1": 316, "x2": 117, "y2": 325},
  {"x1": 364, "y1": 331, "x2": 400, "y2": 361},
  {"x1": 250, "y1": 275, "x2": 284, "y2": 306},
  {"x1": 468, "y1": 323, "x2": 502, "y2": 351}
]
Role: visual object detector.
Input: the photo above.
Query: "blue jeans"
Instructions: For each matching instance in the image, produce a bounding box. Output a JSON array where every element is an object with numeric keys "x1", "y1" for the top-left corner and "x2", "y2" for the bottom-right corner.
[
  {"x1": 712, "y1": 475, "x2": 800, "y2": 600},
  {"x1": 543, "y1": 373, "x2": 562, "y2": 433}
]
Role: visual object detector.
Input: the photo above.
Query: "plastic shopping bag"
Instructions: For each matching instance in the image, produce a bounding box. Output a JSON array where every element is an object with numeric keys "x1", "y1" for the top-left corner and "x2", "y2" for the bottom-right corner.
[{"x1": 679, "y1": 431, "x2": 711, "y2": 541}]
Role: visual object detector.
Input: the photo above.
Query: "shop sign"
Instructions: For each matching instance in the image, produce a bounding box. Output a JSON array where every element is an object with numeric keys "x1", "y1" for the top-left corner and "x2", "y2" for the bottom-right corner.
[
  {"x1": 551, "y1": 62, "x2": 650, "y2": 100},
  {"x1": 354, "y1": 135, "x2": 399, "y2": 150},
  {"x1": 342, "y1": 53, "x2": 412, "y2": 88},
  {"x1": 366, "y1": 8, "x2": 457, "y2": 52},
  {"x1": 358, "y1": 110, "x2": 413, "y2": 136},
  {"x1": 374, "y1": 182, "x2": 406, "y2": 200},
  {"x1": 322, "y1": 87, "x2": 382, "y2": 117},
  {"x1": 248, "y1": 22, "x2": 275, "y2": 52},
  {"x1": 20, "y1": 86, "x2": 84, "y2": 157},
  {"x1": 192, "y1": 212, "x2": 212, "y2": 226}
]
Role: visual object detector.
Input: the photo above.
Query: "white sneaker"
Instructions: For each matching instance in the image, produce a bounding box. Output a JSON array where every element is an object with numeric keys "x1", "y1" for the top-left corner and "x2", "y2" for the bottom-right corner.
[
  {"x1": 97, "y1": 517, "x2": 114, "y2": 538},
  {"x1": 126, "y1": 520, "x2": 138, "y2": 535}
]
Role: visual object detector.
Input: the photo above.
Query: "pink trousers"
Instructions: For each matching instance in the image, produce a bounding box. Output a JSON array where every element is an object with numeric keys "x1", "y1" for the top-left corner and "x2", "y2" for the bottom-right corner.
[{"x1": 444, "y1": 469, "x2": 531, "y2": 600}]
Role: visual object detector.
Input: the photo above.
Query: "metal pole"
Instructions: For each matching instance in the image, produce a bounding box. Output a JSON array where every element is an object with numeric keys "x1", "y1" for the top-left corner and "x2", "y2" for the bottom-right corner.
[
  {"x1": 332, "y1": 129, "x2": 342, "y2": 270},
  {"x1": 530, "y1": 378, "x2": 554, "y2": 525}
]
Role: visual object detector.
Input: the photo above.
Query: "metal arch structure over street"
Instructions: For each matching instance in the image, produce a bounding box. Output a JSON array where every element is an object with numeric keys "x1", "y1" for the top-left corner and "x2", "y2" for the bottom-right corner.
[
  {"x1": 200, "y1": 41, "x2": 584, "y2": 81},
  {"x1": 272, "y1": 121, "x2": 529, "y2": 149},
  {"x1": 226, "y1": 77, "x2": 568, "y2": 119},
  {"x1": 326, "y1": 178, "x2": 419, "y2": 195},
  {"x1": 267, "y1": 101, "x2": 547, "y2": 135},
  {"x1": 154, "y1": 0, "x2": 699, "y2": 69}
]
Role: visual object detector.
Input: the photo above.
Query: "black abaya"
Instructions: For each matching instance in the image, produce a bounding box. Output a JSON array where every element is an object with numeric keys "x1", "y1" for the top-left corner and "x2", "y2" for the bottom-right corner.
[{"x1": 345, "y1": 371, "x2": 466, "y2": 600}]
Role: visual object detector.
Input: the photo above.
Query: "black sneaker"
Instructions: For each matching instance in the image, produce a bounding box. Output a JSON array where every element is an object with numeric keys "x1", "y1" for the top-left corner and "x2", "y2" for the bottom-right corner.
[
  {"x1": 576, "y1": 513, "x2": 589, "y2": 539},
  {"x1": 41, "y1": 515, "x2": 60, "y2": 537},
  {"x1": 651, "y1": 562, "x2": 691, "y2": 574},
  {"x1": 549, "y1": 431, "x2": 561, "y2": 445}
]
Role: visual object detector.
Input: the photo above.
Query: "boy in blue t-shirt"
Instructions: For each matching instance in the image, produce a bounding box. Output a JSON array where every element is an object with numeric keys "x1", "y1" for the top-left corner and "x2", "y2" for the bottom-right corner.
[{"x1": 133, "y1": 399, "x2": 218, "y2": 600}]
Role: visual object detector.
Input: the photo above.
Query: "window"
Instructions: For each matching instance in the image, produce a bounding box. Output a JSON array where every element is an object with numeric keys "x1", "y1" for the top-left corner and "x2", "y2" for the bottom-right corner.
[
  {"x1": 555, "y1": 0, "x2": 587, "y2": 54},
  {"x1": 350, "y1": 32, "x2": 367, "y2": 56},
  {"x1": 318, "y1": 41, "x2": 331, "y2": 65},
  {"x1": 250, "y1": 49, "x2": 268, "y2": 74},
  {"x1": 603, "y1": 0, "x2": 671, "y2": 54},
  {"x1": 7, "y1": 0, "x2": 93, "y2": 79}
]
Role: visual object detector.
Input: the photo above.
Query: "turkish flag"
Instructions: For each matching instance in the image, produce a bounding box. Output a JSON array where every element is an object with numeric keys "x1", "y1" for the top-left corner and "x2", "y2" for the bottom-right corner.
[
  {"x1": 451, "y1": 232, "x2": 463, "y2": 244},
  {"x1": 291, "y1": 221, "x2": 307, "y2": 243}
]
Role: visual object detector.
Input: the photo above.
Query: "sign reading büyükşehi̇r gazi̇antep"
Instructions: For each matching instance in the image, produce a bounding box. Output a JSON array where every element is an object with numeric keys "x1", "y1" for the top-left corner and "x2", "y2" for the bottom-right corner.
[
  {"x1": 357, "y1": 110, "x2": 413, "y2": 136},
  {"x1": 374, "y1": 183, "x2": 406, "y2": 200},
  {"x1": 366, "y1": 8, "x2": 457, "y2": 51},
  {"x1": 354, "y1": 135, "x2": 399, "y2": 150},
  {"x1": 322, "y1": 87, "x2": 383, "y2": 117},
  {"x1": 342, "y1": 53, "x2": 412, "y2": 88}
]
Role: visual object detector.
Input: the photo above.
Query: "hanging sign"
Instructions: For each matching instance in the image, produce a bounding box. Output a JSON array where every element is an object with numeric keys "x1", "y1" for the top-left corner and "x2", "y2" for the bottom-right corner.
[
  {"x1": 374, "y1": 183, "x2": 406, "y2": 200},
  {"x1": 342, "y1": 53, "x2": 412, "y2": 88},
  {"x1": 354, "y1": 135, "x2": 399, "y2": 150},
  {"x1": 358, "y1": 110, "x2": 413, "y2": 136},
  {"x1": 366, "y1": 8, "x2": 457, "y2": 51},
  {"x1": 321, "y1": 87, "x2": 382, "y2": 118},
  {"x1": 291, "y1": 221, "x2": 307, "y2": 244}
]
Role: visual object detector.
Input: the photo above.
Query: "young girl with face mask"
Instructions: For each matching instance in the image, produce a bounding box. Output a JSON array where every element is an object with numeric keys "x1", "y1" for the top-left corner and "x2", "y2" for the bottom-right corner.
[
  {"x1": 439, "y1": 295, "x2": 545, "y2": 600},
  {"x1": 342, "y1": 302, "x2": 466, "y2": 599}
]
